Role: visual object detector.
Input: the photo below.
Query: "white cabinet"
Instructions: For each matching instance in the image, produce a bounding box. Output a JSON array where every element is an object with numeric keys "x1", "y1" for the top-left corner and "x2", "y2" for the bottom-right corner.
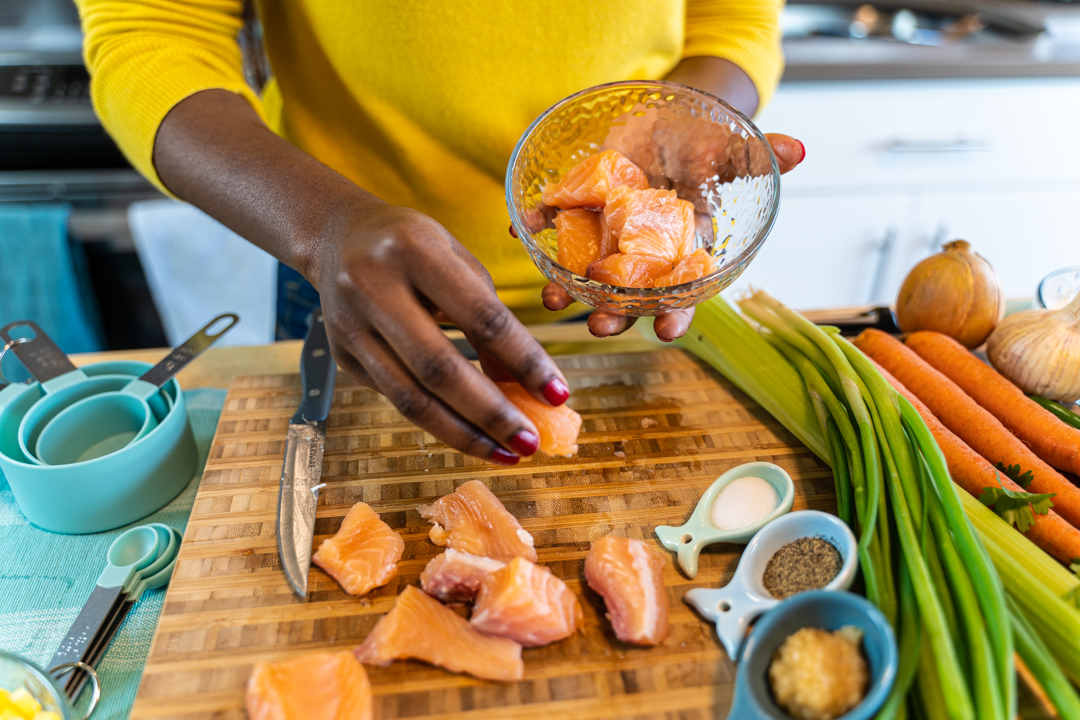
[
  {"x1": 729, "y1": 193, "x2": 909, "y2": 309},
  {"x1": 729, "y1": 77, "x2": 1080, "y2": 308}
]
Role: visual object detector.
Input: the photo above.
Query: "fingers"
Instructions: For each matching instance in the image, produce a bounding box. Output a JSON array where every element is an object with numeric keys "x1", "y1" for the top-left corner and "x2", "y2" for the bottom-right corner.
[
  {"x1": 765, "y1": 133, "x2": 806, "y2": 174},
  {"x1": 542, "y1": 283, "x2": 574, "y2": 311},
  {"x1": 330, "y1": 316, "x2": 524, "y2": 465},
  {"x1": 653, "y1": 308, "x2": 695, "y2": 342},
  {"x1": 588, "y1": 311, "x2": 638, "y2": 338},
  {"x1": 407, "y1": 248, "x2": 568, "y2": 408}
]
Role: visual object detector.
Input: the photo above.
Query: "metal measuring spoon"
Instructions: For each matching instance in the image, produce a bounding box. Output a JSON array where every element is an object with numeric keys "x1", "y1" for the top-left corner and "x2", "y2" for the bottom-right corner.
[
  {"x1": 66, "y1": 525, "x2": 182, "y2": 700},
  {"x1": 49, "y1": 526, "x2": 161, "y2": 676},
  {"x1": 33, "y1": 313, "x2": 237, "y2": 465},
  {"x1": 683, "y1": 510, "x2": 859, "y2": 660}
]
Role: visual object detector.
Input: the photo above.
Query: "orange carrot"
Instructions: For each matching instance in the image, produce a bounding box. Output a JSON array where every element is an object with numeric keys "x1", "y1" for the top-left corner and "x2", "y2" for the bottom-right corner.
[
  {"x1": 873, "y1": 358, "x2": 1080, "y2": 565},
  {"x1": 906, "y1": 331, "x2": 1080, "y2": 477},
  {"x1": 853, "y1": 328, "x2": 1080, "y2": 530}
]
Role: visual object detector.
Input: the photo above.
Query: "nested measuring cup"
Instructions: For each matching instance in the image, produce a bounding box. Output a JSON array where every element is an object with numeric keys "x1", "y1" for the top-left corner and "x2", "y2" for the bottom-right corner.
[{"x1": 14, "y1": 314, "x2": 236, "y2": 465}]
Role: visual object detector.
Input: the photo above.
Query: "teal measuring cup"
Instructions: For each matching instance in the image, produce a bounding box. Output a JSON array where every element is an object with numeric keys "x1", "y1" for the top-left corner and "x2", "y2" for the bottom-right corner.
[
  {"x1": 0, "y1": 360, "x2": 195, "y2": 534},
  {"x1": 27, "y1": 314, "x2": 236, "y2": 465},
  {"x1": 0, "y1": 321, "x2": 173, "y2": 465}
]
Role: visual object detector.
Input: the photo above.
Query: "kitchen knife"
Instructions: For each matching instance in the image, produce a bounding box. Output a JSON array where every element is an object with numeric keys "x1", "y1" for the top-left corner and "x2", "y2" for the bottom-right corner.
[
  {"x1": 803, "y1": 306, "x2": 902, "y2": 336},
  {"x1": 278, "y1": 310, "x2": 337, "y2": 599}
]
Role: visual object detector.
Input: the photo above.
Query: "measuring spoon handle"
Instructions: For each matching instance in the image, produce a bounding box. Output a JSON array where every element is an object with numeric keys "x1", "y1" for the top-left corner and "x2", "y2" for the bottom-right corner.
[
  {"x1": 0, "y1": 320, "x2": 79, "y2": 384},
  {"x1": 138, "y1": 313, "x2": 239, "y2": 390}
]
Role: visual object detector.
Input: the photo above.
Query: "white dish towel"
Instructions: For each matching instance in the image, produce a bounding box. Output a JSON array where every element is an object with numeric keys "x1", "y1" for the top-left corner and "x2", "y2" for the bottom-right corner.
[{"x1": 128, "y1": 199, "x2": 277, "y2": 347}]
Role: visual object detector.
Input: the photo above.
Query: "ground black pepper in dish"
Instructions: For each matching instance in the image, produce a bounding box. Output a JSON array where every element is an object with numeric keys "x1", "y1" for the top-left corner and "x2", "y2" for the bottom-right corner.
[{"x1": 762, "y1": 536, "x2": 842, "y2": 599}]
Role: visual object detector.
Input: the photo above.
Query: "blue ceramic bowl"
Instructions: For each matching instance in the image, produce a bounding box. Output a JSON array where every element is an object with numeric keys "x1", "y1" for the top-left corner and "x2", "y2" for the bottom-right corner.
[
  {"x1": 728, "y1": 590, "x2": 897, "y2": 720},
  {"x1": 0, "y1": 361, "x2": 194, "y2": 534}
]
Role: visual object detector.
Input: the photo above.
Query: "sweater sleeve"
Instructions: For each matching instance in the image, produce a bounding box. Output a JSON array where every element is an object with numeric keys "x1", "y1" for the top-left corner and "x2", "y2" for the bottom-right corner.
[
  {"x1": 75, "y1": 0, "x2": 268, "y2": 194},
  {"x1": 684, "y1": 0, "x2": 784, "y2": 112}
]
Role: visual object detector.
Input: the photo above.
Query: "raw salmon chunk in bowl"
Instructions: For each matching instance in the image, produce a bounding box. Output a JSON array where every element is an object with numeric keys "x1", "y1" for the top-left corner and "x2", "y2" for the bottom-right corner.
[{"x1": 506, "y1": 80, "x2": 780, "y2": 316}]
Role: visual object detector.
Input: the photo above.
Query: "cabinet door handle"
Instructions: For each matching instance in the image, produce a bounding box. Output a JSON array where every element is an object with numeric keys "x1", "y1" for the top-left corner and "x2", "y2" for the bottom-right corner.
[
  {"x1": 868, "y1": 227, "x2": 897, "y2": 304},
  {"x1": 885, "y1": 137, "x2": 990, "y2": 153}
]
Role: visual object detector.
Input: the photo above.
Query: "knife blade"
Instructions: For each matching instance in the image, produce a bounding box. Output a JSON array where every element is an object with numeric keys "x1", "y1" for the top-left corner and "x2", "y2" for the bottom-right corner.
[{"x1": 278, "y1": 310, "x2": 337, "y2": 598}]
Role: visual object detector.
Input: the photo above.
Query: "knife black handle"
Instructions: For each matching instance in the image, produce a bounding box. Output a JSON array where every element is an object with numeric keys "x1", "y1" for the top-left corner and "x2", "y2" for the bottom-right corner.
[{"x1": 293, "y1": 310, "x2": 337, "y2": 424}]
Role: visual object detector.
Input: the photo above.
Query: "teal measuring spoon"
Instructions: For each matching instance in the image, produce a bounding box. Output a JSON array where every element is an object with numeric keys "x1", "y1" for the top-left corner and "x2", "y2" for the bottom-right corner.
[
  {"x1": 33, "y1": 313, "x2": 237, "y2": 465},
  {"x1": 49, "y1": 526, "x2": 161, "y2": 674},
  {"x1": 655, "y1": 462, "x2": 794, "y2": 578},
  {"x1": 66, "y1": 525, "x2": 182, "y2": 700}
]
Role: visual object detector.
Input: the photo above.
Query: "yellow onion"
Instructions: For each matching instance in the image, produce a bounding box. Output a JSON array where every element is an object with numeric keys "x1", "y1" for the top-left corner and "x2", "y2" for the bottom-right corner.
[
  {"x1": 896, "y1": 240, "x2": 1005, "y2": 348},
  {"x1": 987, "y1": 292, "x2": 1080, "y2": 401}
]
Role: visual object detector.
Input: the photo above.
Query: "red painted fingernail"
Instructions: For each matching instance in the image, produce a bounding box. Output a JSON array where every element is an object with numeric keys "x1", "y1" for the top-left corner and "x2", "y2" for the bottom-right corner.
[
  {"x1": 508, "y1": 224, "x2": 519, "y2": 238},
  {"x1": 796, "y1": 140, "x2": 806, "y2": 163},
  {"x1": 509, "y1": 429, "x2": 539, "y2": 457},
  {"x1": 489, "y1": 448, "x2": 520, "y2": 466},
  {"x1": 542, "y1": 378, "x2": 570, "y2": 406}
]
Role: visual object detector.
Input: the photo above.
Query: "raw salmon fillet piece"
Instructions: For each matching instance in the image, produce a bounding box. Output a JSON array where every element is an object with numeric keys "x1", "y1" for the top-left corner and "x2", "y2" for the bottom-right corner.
[
  {"x1": 586, "y1": 253, "x2": 673, "y2": 289},
  {"x1": 313, "y1": 502, "x2": 404, "y2": 596},
  {"x1": 555, "y1": 209, "x2": 614, "y2": 276},
  {"x1": 354, "y1": 585, "x2": 524, "y2": 681},
  {"x1": 497, "y1": 381, "x2": 582, "y2": 457},
  {"x1": 653, "y1": 248, "x2": 714, "y2": 288},
  {"x1": 417, "y1": 479, "x2": 538, "y2": 562},
  {"x1": 604, "y1": 186, "x2": 695, "y2": 264},
  {"x1": 471, "y1": 557, "x2": 584, "y2": 647},
  {"x1": 584, "y1": 536, "x2": 670, "y2": 646},
  {"x1": 420, "y1": 549, "x2": 505, "y2": 603},
  {"x1": 541, "y1": 150, "x2": 649, "y2": 209},
  {"x1": 246, "y1": 650, "x2": 372, "y2": 720}
]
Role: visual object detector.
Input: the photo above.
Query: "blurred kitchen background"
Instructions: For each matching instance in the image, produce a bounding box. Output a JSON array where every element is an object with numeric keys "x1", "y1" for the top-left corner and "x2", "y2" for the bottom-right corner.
[{"x1": 1, "y1": 0, "x2": 1078, "y2": 356}]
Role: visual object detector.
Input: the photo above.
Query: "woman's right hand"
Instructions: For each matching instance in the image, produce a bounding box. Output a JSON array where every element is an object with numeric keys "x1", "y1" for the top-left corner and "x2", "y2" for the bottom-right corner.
[{"x1": 312, "y1": 201, "x2": 570, "y2": 465}]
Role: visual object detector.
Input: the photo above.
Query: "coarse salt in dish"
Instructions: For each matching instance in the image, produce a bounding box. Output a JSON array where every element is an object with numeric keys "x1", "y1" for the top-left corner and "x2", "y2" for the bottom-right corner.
[{"x1": 709, "y1": 476, "x2": 779, "y2": 531}]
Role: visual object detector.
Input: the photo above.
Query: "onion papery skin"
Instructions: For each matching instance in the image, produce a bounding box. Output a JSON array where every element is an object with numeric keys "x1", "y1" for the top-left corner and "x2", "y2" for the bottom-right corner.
[{"x1": 896, "y1": 240, "x2": 1005, "y2": 349}]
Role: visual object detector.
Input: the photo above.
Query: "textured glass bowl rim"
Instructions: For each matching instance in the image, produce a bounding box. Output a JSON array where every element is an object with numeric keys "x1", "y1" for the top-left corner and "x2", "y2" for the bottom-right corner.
[
  {"x1": 505, "y1": 79, "x2": 781, "y2": 298},
  {"x1": 0, "y1": 651, "x2": 70, "y2": 716}
]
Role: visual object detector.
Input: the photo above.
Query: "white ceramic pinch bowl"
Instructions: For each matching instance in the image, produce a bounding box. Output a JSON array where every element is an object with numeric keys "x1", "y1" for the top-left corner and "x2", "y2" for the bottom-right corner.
[
  {"x1": 655, "y1": 462, "x2": 794, "y2": 578},
  {"x1": 683, "y1": 510, "x2": 858, "y2": 660}
]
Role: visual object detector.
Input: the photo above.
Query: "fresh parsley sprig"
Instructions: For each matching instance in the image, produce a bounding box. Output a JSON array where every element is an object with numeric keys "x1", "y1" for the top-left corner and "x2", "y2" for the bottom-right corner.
[
  {"x1": 995, "y1": 462, "x2": 1034, "y2": 489},
  {"x1": 980, "y1": 472, "x2": 1054, "y2": 533}
]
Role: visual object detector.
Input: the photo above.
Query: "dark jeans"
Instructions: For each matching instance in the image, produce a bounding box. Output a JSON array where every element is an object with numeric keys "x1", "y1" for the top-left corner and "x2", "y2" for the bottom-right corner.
[{"x1": 276, "y1": 264, "x2": 321, "y2": 340}]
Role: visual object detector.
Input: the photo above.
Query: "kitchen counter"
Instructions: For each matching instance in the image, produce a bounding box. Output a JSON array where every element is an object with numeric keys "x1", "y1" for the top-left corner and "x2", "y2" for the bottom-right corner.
[
  {"x1": 68, "y1": 323, "x2": 657, "y2": 389},
  {"x1": 782, "y1": 0, "x2": 1080, "y2": 80}
]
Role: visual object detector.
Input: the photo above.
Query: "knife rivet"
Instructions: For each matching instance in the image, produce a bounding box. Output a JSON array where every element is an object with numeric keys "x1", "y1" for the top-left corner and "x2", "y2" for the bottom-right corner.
[
  {"x1": 309, "y1": 389, "x2": 321, "y2": 397},
  {"x1": 312, "y1": 349, "x2": 326, "y2": 358}
]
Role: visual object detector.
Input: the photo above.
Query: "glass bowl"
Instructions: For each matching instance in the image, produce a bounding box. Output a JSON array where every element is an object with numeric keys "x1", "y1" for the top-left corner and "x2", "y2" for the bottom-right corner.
[
  {"x1": 1036, "y1": 266, "x2": 1080, "y2": 310},
  {"x1": 506, "y1": 80, "x2": 780, "y2": 317},
  {"x1": 0, "y1": 652, "x2": 78, "y2": 719}
]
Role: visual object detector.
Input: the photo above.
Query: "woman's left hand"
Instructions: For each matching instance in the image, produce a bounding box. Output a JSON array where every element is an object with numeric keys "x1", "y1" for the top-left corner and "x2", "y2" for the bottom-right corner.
[{"x1": 540, "y1": 132, "x2": 806, "y2": 341}]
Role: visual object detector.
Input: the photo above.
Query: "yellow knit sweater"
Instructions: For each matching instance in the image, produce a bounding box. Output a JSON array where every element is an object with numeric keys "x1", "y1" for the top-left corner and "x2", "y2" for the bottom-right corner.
[{"x1": 77, "y1": 0, "x2": 783, "y2": 323}]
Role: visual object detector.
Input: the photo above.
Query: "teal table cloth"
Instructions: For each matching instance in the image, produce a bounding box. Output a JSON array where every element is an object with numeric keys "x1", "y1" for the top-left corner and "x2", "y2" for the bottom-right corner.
[{"x1": 0, "y1": 388, "x2": 227, "y2": 719}]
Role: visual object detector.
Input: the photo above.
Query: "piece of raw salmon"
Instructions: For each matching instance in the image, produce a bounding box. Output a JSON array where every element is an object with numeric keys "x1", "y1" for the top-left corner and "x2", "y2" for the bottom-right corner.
[
  {"x1": 355, "y1": 585, "x2": 524, "y2": 681},
  {"x1": 312, "y1": 502, "x2": 404, "y2": 597},
  {"x1": 246, "y1": 650, "x2": 373, "y2": 720},
  {"x1": 541, "y1": 150, "x2": 649, "y2": 209},
  {"x1": 497, "y1": 381, "x2": 582, "y2": 457},
  {"x1": 584, "y1": 536, "x2": 670, "y2": 646},
  {"x1": 555, "y1": 208, "x2": 615, "y2": 276},
  {"x1": 418, "y1": 479, "x2": 538, "y2": 562},
  {"x1": 603, "y1": 186, "x2": 695, "y2": 264},
  {"x1": 586, "y1": 253, "x2": 673, "y2": 289},
  {"x1": 420, "y1": 549, "x2": 506, "y2": 603},
  {"x1": 653, "y1": 248, "x2": 715, "y2": 288},
  {"x1": 471, "y1": 557, "x2": 584, "y2": 647}
]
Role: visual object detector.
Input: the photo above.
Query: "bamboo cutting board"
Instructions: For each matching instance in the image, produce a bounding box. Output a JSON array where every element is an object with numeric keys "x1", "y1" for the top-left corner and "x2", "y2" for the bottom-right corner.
[{"x1": 130, "y1": 348, "x2": 839, "y2": 720}]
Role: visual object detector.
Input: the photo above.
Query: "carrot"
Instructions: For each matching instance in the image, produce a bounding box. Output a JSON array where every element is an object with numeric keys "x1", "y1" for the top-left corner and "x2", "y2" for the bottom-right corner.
[
  {"x1": 906, "y1": 331, "x2": 1080, "y2": 477},
  {"x1": 853, "y1": 328, "x2": 1080, "y2": 530},
  {"x1": 873, "y1": 358, "x2": 1080, "y2": 565}
]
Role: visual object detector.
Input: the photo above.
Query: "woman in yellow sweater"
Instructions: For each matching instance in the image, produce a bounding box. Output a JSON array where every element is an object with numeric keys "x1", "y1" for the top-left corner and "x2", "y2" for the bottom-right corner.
[{"x1": 77, "y1": 0, "x2": 803, "y2": 465}]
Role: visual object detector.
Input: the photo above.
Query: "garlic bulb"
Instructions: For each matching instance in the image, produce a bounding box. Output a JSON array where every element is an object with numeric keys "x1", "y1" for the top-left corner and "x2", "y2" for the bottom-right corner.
[
  {"x1": 896, "y1": 240, "x2": 1005, "y2": 349},
  {"x1": 987, "y1": 292, "x2": 1080, "y2": 401}
]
